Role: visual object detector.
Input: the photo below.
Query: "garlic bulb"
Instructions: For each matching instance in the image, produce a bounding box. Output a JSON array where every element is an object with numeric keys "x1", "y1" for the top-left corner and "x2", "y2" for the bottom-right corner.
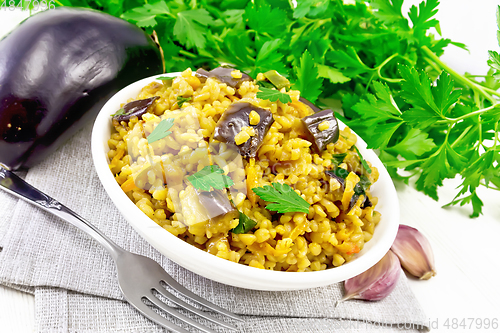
[
  {"x1": 339, "y1": 250, "x2": 401, "y2": 304},
  {"x1": 391, "y1": 224, "x2": 436, "y2": 280}
]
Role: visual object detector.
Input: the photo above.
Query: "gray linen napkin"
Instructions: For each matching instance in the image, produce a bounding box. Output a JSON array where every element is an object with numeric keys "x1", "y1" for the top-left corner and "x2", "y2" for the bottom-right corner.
[{"x1": 0, "y1": 124, "x2": 428, "y2": 332}]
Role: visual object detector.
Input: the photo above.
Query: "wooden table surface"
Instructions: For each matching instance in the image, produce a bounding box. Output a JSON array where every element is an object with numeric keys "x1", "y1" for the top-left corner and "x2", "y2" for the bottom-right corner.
[{"x1": 1, "y1": 2, "x2": 500, "y2": 332}]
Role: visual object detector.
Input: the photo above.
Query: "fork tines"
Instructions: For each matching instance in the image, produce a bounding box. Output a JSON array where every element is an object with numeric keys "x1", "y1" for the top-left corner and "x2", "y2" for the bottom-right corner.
[{"x1": 137, "y1": 278, "x2": 244, "y2": 333}]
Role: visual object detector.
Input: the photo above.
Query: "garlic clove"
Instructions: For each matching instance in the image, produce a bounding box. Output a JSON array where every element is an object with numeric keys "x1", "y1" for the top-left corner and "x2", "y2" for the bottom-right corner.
[
  {"x1": 338, "y1": 250, "x2": 401, "y2": 305},
  {"x1": 391, "y1": 224, "x2": 436, "y2": 280}
]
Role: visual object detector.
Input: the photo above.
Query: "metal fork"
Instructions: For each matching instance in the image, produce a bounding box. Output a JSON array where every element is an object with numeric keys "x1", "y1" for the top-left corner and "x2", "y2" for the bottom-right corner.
[{"x1": 0, "y1": 166, "x2": 243, "y2": 333}]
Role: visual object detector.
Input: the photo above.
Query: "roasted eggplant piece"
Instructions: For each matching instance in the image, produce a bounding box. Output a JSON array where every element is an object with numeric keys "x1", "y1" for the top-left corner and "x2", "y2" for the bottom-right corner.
[
  {"x1": 112, "y1": 97, "x2": 159, "y2": 122},
  {"x1": 0, "y1": 8, "x2": 163, "y2": 170},
  {"x1": 325, "y1": 168, "x2": 372, "y2": 212},
  {"x1": 195, "y1": 188, "x2": 239, "y2": 222},
  {"x1": 180, "y1": 186, "x2": 238, "y2": 226},
  {"x1": 213, "y1": 102, "x2": 274, "y2": 157},
  {"x1": 326, "y1": 167, "x2": 349, "y2": 189},
  {"x1": 301, "y1": 109, "x2": 339, "y2": 153},
  {"x1": 195, "y1": 67, "x2": 253, "y2": 88},
  {"x1": 299, "y1": 97, "x2": 321, "y2": 113}
]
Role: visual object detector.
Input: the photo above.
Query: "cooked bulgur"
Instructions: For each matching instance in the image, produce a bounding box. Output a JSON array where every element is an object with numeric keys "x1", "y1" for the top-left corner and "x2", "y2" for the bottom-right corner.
[{"x1": 107, "y1": 67, "x2": 380, "y2": 272}]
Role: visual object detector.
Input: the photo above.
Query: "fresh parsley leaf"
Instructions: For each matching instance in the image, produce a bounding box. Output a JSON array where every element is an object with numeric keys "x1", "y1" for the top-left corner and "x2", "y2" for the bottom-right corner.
[
  {"x1": 177, "y1": 96, "x2": 192, "y2": 106},
  {"x1": 370, "y1": 0, "x2": 408, "y2": 26},
  {"x1": 388, "y1": 128, "x2": 436, "y2": 158},
  {"x1": 317, "y1": 64, "x2": 351, "y2": 84},
  {"x1": 212, "y1": 9, "x2": 245, "y2": 28},
  {"x1": 174, "y1": 9, "x2": 215, "y2": 49},
  {"x1": 121, "y1": 1, "x2": 170, "y2": 28},
  {"x1": 156, "y1": 74, "x2": 178, "y2": 80},
  {"x1": 487, "y1": 50, "x2": 500, "y2": 79},
  {"x1": 433, "y1": 72, "x2": 462, "y2": 114},
  {"x1": 256, "y1": 87, "x2": 292, "y2": 104},
  {"x1": 398, "y1": 65, "x2": 441, "y2": 115},
  {"x1": 293, "y1": 0, "x2": 316, "y2": 19},
  {"x1": 293, "y1": 50, "x2": 322, "y2": 103},
  {"x1": 408, "y1": 0, "x2": 440, "y2": 35},
  {"x1": 331, "y1": 153, "x2": 347, "y2": 166},
  {"x1": 253, "y1": 39, "x2": 287, "y2": 76},
  {"x1": 187, "y1": 165, "x2": 234, "y2": 191},
  {"x1": 352, "y1": 145, "x2": 372, "y2": 174},
  {"x1": 244, "y1": 2, "x2": 287, "y2": 37},
  {"x1": 401, "y1": 107, "x2": 441, "y2": 129},
  {"x1": 415, "y1": 142, "x2": 466, "y2": 200},
  {"x1": 358, "y1": 174, "x2": 372, "y2": 192},
  {"x1": 147, "y1": 118, "x2": 174, "y2": 144},
  {"x1": 252, "y1": 182, "x2": 310, "y2": 214},
  {"x1": 111, "y1": 108, "x2": 125, "y2": 117},
  {"x1": 415, "y1": 148, "x2": 448, "y2": 200},
  {"x1": 326, "y1": 48, "x2": 370, "y2": 78},
  {"x1": 399, "y1": 65, "x2": 461, "y2": 118},
  {"x1": 445, "y1": 149, "x2": 495, "y2": 217},
  {"x1": 232, "y1": 211, "x2": 257, "y2": 234},
  {"x1": 350, "y1": 82, "x2": 404, "y2": 149}
]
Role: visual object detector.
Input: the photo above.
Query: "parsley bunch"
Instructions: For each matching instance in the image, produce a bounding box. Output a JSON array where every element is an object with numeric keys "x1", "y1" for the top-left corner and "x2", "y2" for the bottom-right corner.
[{"x1": 54, "y1": 0, "x2": 500, "y2": 217}]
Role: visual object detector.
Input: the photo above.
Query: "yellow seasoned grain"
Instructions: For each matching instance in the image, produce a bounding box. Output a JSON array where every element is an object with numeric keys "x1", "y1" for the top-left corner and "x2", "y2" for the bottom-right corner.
[
  {"x1": 108, "y1": 67, "x2": 380, "y2": 272},
  {"x1": 318, "y1": 121, "x2": 330, "y2": 131},
  {"x1": 249, "y1": 110, "x2": 260, "y2": 125},
  {"x1": 332, "y1": 254, "x2": 345, "y2": 267},
  {"x1": 255, "y1": 229, "x2": 270, "y2": 243}
]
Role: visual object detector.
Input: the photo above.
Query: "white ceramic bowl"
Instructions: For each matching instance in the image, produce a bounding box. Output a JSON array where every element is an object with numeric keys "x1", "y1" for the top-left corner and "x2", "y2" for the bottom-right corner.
[{"x1": 91, "y1": 73, "x2": 400, "y2": 291}]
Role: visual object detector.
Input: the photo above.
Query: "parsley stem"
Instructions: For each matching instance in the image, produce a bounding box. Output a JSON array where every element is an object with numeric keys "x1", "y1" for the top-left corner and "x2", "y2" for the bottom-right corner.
[
  {"x1": 479, "y1": 86, "x2": 500, "y2": 98},
  {"x1": 376, "y1": 53, "x2": 403, "y2": 83},
  {"x1": 364, "y1": 72, "x2": 377, "y2": 95},
  {"x1": 352, "y1": 50, "x2": 370, "y2": 71},
  {"x1": 179, "y1": 49, "x2": 197, "y2": 58},
  {"x1": 438, "y1": 104, "x2": 500, "y2": 123},
  {"x1": 480, "y1": 180, "x2": 500, "y2": 191},
  {"x1": 421, "y1": 46, "x2": 498, "y2": 105},
  {"x1": 493, "y1": 121, "x2": 499, "y2": 149},
  {"x1": 450, "y1": 125, "x2": 473, "y2": 149},
  {"x1": 423, "y1": 56, "x2": 442, "y2": 73},
  {"x1": 473, "y1": 90, "x2": 482, "y2": 109}
]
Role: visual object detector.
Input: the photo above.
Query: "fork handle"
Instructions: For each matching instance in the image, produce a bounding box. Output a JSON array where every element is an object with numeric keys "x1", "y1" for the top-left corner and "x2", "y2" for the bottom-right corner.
[{"x1": 0, "y1": 166, "x2": 123, "y2": 260}]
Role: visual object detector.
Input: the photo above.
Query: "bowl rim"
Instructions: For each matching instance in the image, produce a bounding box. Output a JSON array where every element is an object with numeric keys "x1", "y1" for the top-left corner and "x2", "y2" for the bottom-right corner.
[{"x1": 91, "y1": 73, "x2": 400, "y2": 291}]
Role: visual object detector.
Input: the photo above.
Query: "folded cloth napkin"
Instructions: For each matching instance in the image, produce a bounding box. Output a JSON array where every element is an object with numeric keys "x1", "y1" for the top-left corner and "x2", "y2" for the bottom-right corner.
[{"x1": 0, "y1": 124, "x2": 429, "y2": 333}]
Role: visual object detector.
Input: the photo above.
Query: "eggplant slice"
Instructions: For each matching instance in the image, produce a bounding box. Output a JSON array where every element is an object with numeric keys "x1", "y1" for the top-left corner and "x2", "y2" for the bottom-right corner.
[{"x1": 213, "y1": 102, "x2": 274, "y2": 158}]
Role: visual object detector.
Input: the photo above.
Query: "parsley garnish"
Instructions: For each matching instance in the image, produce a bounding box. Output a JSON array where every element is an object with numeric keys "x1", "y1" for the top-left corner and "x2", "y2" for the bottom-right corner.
[
  {"x1": 110, "y1": 108, "x2": 125, "y2": 117},
  {"x1": 176, "y1": 96, "x2": 192, "y2": 106},
  {"x1": 232, "y1": 211, "x2": 257, "y2": 234},
  {"x1": 352, "y1": 146, "x2": 372, "y2": 174},
  {"x1": 331, "y1": 153, "x2": 347, "y2": 166},
  {"x1": 252, "y1": 182, "x2": 310, "y2": 214},
  {"x1": 147, "y1": 118, "x2": 174, "y2": 144},
  {"x1": 156, "y1": 74, "x2": 177, "y2": 81},
  {"x1": 256, "y1": 87, "x2": 292, "y2": 104},
  {"x1": 187, "y1": 165, "x2": 234, "y2": 191}
]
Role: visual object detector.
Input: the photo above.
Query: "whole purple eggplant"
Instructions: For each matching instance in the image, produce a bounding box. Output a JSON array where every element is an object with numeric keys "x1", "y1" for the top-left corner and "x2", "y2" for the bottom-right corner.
[{"x1": 0, "y1": 7, "x2": 163, "y2": 170}]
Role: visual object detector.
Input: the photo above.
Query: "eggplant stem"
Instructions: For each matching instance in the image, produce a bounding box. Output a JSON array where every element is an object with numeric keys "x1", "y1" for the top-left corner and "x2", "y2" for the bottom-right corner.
[{"x1": 152, "y1": 30, "x2": 166, "y2": 73}]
